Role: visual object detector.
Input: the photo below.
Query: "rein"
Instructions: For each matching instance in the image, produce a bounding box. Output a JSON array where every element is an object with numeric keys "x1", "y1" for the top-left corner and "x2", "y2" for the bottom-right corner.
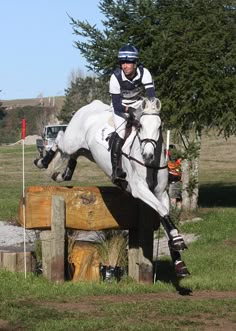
[{"x1": 122, "y1": 151, "x2": 168, "y2": 170}]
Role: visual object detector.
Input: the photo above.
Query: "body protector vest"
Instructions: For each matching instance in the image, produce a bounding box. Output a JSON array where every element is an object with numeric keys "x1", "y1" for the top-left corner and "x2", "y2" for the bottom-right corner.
[{"x1": 114, "y1": 65, "x2": 145, "y2": 105}]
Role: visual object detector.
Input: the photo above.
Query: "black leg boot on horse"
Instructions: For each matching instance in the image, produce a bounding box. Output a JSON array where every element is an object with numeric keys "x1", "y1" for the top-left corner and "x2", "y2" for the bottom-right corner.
[
  {"x1": 169, "y1": 244, "x2": 190, "y2": 278},
  {"x1": 111, "y1": 133, "x2": 126, "y2": 184},
  {"x1": 161, "y1": 215, "x2": 188, "y2": 252},
  {"x1": 34, "y1": 149, "x2": 56, "y2": 169},
  {"x1": 51, "y1": 158, "x2": 77, "y2": 182}
]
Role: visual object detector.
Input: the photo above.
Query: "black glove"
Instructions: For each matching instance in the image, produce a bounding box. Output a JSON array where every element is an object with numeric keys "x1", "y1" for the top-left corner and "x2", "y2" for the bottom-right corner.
[
  {"x1": 126, "y1": 113, "x2": 139, "y2": 128},
  {"x1": 127, "y1": 107, "x2": 136, "y2": 116}
]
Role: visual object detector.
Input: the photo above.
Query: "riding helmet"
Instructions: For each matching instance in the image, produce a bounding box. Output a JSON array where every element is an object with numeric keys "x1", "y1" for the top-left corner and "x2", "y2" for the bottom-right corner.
[{"x1": 118, "y1": 44, "x2": 139, "y2": 62}]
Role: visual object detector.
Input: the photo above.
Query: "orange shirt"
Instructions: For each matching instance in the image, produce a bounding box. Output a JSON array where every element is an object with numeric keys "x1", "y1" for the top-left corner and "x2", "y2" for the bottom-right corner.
[{"x1": 168, "y1": 159, "x2": 182, "y2": 177}]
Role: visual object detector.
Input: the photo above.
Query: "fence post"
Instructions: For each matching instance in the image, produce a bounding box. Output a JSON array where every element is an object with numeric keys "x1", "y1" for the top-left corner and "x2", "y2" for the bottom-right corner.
[
  {"x1": 40, "y1": 195, "x2": 65, "y2": 283},
  {"x1": 128, "y1": 200, "x2": 157, "y2": 284}
]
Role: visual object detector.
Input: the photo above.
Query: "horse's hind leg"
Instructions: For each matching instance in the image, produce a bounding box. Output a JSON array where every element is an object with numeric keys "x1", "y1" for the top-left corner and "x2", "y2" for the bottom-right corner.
[
  {"x1": 34, "y1": 148, "x2": 56, "y2": 169},
  {"x1": 34, "y1": 130, "x2": 64, "y2": 169},
  {"x1": 51, "y1": 156, "x2": 77, "y2": 183}
]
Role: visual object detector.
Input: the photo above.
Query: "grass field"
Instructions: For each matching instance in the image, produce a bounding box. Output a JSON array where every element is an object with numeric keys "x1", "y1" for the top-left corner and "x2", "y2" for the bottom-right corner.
[{"x1": 0, "y1": 132, "x2": 236, "y2": 330}]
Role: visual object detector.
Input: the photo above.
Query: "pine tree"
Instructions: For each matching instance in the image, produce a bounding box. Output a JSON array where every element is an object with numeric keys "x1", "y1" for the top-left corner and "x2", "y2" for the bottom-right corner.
[{"x1": 69, "y1": 0, "x2": 236, "y2": 209}]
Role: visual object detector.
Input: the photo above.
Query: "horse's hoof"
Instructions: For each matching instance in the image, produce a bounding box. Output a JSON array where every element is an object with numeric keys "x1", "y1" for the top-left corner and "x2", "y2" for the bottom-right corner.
[
  {"x1": 51, "y1": 172, "x2": 64, "y2": 183},
  {"x1": 175, "y1": 261, "x2": 191, "y2": 278},
  {"x1": 34, "y1": 159, "x2": 45, "y2": 169},
  {"x1": 170, "y1": 236, "x2": 188, "y2": 252}
]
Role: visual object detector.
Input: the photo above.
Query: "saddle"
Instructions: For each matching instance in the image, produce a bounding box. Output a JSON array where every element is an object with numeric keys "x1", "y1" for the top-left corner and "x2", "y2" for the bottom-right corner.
[{"x1": 108, "y1": 116, "x2": 140, "y2": 151}]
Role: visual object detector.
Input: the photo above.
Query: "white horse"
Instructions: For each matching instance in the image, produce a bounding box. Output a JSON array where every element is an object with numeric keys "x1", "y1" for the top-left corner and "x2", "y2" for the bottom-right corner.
[{"x1": 34, "y1": 98, "x2": 190, "y2": 277}]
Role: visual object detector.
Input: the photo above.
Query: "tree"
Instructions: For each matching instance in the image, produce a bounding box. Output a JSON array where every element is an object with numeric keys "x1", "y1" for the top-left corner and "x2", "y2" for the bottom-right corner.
[
  {"x1": 60, "y1": 76, "x2": 110, "y2": 122},
  {"x1": 0, "y1": 90, "x2": 6, "y2": 120},
  {"x1": 69, "y1": 0, "x2": 236, "y2": 209}
]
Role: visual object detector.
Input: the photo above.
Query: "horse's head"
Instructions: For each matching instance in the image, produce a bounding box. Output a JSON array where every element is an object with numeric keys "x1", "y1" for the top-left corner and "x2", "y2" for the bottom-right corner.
[{"x1": 138, "y1": 98, "x2": 162, "y2": 165}]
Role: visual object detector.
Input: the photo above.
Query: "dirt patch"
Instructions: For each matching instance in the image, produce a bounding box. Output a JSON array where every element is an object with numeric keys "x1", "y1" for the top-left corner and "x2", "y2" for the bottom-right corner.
[
  {"x1": 0, "y1": 319, "x2": 22, "y2": 331},
  {"x1": 35, "y1": 290, "x2": 236, "y2": 311},
  {"x1": 28, "y1": 291, "x2": 236, "y2": 331},
  {"x1": 224, "y1": 239, "x2": 236, "y2": 247}
]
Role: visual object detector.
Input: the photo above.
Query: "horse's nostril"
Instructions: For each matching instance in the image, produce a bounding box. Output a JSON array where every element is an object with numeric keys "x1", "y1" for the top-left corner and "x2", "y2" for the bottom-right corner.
[{"x1": 143, "y1": 153, "x2": 154, "y2": 164}]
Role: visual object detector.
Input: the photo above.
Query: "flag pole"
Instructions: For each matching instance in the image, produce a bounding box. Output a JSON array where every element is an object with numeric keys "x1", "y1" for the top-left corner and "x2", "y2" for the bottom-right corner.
[{"x1": 22, "y1": 118, "x2": 27, "y2": 278}]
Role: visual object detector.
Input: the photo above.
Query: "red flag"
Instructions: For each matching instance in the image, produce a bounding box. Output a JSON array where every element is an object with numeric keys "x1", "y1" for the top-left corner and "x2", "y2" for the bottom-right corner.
[{"x1": 22, "y1": 118, "x2": 26, "y2": 139}]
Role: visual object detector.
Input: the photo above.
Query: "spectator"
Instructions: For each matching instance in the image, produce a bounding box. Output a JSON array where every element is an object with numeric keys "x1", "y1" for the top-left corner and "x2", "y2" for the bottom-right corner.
[{"x1": 167, "y1": 144, "x2": 182, "y2": 209}]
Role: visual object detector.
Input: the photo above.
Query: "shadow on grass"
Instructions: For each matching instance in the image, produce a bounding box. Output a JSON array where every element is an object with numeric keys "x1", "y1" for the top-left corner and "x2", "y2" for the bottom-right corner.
[
  {"x1": 154, "y1": 260, "x2": 192, "y2": 296},
  {"x1": 199, "y1": 183, "x2": 236, "y2": 208}
]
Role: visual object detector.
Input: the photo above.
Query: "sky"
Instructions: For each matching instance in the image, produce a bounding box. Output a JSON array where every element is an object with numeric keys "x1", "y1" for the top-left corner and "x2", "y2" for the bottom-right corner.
[{"x1": 1, "y1": 0, "x2": 104, "y2": 100}]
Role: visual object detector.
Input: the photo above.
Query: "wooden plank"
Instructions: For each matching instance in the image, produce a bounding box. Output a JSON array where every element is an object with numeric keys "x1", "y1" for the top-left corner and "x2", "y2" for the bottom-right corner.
[
  {"x1": 0, "y1": 251, "x2": 34, "y2": 273},
  {"x1": 18, "y1": 186, "x2": 139, "y2": 230}
]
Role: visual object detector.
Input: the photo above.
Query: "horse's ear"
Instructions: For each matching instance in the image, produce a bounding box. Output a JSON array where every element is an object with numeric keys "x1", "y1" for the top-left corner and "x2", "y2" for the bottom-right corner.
[{"x1": 156, "y1": 98, "x2": 162, "y2": 112}]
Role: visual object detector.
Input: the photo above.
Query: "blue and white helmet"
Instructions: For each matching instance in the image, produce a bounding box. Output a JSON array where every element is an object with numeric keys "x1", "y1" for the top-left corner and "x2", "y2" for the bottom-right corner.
[{"x1": 118, "y1": 44, "x2": 139, "y2": 62}]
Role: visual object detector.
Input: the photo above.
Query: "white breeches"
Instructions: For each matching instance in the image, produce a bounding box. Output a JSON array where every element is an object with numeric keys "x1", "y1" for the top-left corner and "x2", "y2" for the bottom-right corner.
[{"x1": 112, "y1": 112, "x2": 127, "y2": 139}]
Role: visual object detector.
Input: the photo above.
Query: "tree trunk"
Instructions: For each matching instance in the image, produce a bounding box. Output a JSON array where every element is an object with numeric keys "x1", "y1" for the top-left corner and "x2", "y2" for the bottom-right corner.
[
  {"x1": 180, "y1": 130, "x2": 201, "y2": 211},
  {"x1": 190, "y1": 156, "x2": 199, "y2": 210},
  {"x1": 181, "y1": 158, "x2": 191, "y2": 210}
]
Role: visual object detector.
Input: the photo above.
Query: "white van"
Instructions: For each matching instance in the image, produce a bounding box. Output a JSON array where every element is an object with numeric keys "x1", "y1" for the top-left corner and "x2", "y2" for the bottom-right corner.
[{"x1": 36, "y1": 124, "x2": 67, "y2": 156}]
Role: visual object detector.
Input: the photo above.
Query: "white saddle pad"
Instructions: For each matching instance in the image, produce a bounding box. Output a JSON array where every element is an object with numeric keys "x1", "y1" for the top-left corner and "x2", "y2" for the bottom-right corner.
[
  {"x1": 95, "y1": 123, "x2": 114, "y2": 150},
  {"x1": 96, "y1": 122, "x2": 136, "y2": 153}
]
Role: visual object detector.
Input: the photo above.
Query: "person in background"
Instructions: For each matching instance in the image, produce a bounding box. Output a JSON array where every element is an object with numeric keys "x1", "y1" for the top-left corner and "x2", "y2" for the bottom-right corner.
[
  {"x1": 109, "y1": 44, "x2": 156, "y2": 184},
  {"x1": 167, "y1": 144, "x2": 182, "y2": 209}
]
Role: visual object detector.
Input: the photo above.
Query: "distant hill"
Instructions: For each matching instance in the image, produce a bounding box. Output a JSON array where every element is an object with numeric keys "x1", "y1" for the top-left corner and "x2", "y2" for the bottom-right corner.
[
  {"x1": 2, "y1": 96, "x2": 65, "y2": 110},
  {"x1": 0, "y1": 96, "x2": 66, "y2": 144}
]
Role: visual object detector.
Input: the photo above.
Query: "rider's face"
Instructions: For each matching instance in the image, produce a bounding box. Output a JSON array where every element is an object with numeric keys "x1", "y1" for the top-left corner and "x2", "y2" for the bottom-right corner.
[{"x1": 121, "y1": 61, "x2": 136, "y2": 79}]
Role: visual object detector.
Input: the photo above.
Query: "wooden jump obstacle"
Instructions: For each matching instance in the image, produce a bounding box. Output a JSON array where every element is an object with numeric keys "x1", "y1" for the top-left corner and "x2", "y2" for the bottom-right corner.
[{"x1": 18, "y1": 186, "x2": 159, "y2": 283}]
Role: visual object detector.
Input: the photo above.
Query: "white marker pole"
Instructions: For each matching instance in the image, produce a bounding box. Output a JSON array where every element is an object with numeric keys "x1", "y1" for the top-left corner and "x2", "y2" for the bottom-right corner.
[
  {"x1": 22, "y1": 118, "x2": 27, "y2": 278},
  {"x1": 166, "y1": 130, "x2": 170, "y2": 161}
]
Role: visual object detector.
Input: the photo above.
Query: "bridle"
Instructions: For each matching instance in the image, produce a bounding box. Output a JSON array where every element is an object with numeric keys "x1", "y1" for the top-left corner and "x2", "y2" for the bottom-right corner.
[
  {"x1": 122, "y1": 110, "x2": 167, "y2": 170},
  {"x1": 138, "y1": 111, "x2": 161, "y2": 151}
]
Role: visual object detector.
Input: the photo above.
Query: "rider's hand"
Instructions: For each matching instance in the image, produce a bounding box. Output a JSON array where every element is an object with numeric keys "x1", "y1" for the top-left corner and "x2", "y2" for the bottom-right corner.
[{"x1": 127, "y1": 107, "x2": 136, "y2": 116}]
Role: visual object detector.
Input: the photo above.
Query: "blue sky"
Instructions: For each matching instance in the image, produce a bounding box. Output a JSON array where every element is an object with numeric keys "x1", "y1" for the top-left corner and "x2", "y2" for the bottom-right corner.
[{"x1": 1, "y1": 0, "x2": 104, "y2": 100}]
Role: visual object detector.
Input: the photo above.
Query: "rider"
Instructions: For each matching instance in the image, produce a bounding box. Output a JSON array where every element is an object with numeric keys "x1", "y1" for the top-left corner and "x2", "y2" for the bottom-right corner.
[{"x1": 109, "y1": 44, "x2": 156, "y2": 184}]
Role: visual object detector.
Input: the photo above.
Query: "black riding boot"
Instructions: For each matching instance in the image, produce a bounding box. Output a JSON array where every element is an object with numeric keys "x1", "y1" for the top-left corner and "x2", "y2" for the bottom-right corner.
[{"x1": 111, "y1": 133, "x2": 126, "y2": 184}]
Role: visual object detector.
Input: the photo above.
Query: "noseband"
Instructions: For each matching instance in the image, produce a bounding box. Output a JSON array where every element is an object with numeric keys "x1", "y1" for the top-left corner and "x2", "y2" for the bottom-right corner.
[{"x1": 139, "y1": 112, "x2": 160, "y2": 149}]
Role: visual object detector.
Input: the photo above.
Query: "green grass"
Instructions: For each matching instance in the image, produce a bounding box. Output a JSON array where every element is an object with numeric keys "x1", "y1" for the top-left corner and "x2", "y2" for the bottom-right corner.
[{"x1": 0, "y1": 269, "x2": 235, "y2": 330}]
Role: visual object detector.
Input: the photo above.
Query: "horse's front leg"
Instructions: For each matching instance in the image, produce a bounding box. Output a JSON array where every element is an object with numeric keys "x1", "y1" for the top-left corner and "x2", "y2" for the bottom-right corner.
[
  {"x1": 131, "y1": 179, "x2": 187, "y2": 251},
  {"x1": 169, "y1": 244, "x2": 191, "y2": 278},
  {"x1": 153, "y1": 183, "x2": 187, "y2": 251}
]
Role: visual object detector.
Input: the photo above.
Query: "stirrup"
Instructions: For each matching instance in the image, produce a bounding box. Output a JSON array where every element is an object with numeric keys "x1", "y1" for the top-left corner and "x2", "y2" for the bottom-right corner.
[
  {"x1": 112, "y1": 168, "x2": 126, "y2": 184},
  {"x1": 174, "y1": 261, "x2": 191, "y2": 278},
  {"x1": 169, "y1": 235, "x2": 188, "y2": 252}
]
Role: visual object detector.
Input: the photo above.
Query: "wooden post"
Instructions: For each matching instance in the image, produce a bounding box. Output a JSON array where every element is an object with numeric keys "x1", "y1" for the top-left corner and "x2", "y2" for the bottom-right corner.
[
  {"x1": 40, "y1": 195, "x2": 65, "y2": 283},
  {"x1": 128, "y1": 200, "x2": 158, "y2": 284}
]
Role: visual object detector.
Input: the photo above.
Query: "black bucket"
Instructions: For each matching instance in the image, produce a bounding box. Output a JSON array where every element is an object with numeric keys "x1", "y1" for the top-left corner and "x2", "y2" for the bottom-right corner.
[{"x1": 100, "y1": 265, "x2": 125, "y2": 282}]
